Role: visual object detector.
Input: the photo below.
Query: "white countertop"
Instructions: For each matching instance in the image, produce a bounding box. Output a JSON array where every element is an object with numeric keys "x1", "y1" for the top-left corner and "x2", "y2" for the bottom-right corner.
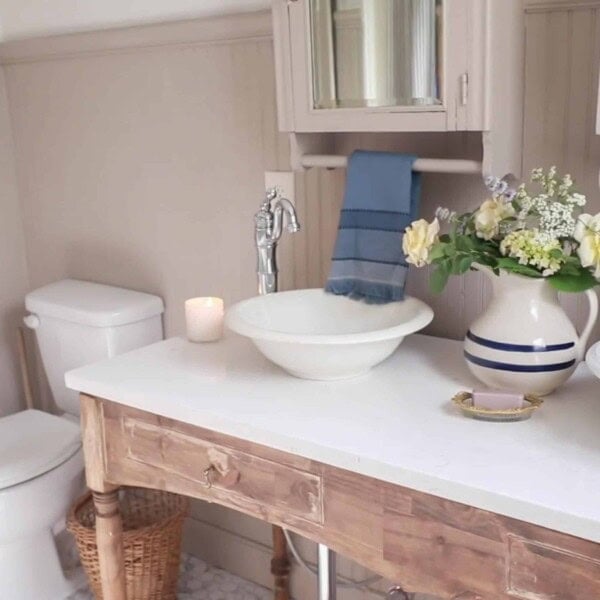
[{"x1": 66, "y1": 333, "x2": 600, "y2": 543}]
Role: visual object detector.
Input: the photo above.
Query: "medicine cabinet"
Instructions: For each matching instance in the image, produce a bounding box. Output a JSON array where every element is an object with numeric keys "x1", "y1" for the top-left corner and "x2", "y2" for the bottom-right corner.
[{"x1": 272, "y1": 0, "x2": 524, "y2": 178}]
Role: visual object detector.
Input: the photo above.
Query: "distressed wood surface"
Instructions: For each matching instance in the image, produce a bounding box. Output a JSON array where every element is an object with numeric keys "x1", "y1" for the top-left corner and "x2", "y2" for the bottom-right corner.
[
  {"x1": 80, "y1": 394, "x2": 114, "y2": 493},
  {"x1": 83, "y1": 396, "x2": 600, "y2": 600},
  {"x1": 271, "y1": 525, "x2": 290, "y2": 600},
  {"x1": 92, "y1": 490, "x2": 127, "y2": 600},
  {"x1": 104, "y1": 403, "x2": 323, "y2": 528}
]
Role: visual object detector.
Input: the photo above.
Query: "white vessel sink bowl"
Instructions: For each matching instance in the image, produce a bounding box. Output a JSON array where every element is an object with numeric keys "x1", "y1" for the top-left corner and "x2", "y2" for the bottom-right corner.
[{"x1": 225, "y1": 289, "x2": 433, "y2": 380}]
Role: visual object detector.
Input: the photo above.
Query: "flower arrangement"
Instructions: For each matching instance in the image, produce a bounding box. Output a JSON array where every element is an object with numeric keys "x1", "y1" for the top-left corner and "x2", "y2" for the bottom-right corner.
[{"x1": 402, "y1": 167, "x2": 599, "y2": 293}]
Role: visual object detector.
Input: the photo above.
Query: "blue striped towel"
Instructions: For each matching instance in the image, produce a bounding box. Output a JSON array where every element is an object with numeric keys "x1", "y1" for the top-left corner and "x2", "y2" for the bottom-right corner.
[{"x1": 325, "y1": 150, "x2": 421, "y2": 303}]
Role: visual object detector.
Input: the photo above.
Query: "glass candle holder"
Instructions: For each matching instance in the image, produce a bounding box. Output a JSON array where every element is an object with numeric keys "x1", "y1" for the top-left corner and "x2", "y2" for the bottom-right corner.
[{"x1": 185, "y1": 297, "x2": 224, "y2": 342}]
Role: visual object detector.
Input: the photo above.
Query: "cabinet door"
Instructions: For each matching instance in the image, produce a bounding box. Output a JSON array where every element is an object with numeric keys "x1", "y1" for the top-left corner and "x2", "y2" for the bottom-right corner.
[{"x1": 277, "y1": 0, "x2": 476, "y2": 133}]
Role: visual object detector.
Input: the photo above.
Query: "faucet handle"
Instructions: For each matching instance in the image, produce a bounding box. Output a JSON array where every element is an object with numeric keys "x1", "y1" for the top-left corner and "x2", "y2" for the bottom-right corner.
[
  {"x1": 255, "y1": 191, "x2": 275, "y2": 233},
  {"x1": 257, "y1": 188, "x2": 277, "y2": 215},
  {"x1": 266, "y1": 187, "x2": 278, "y2": 202}
]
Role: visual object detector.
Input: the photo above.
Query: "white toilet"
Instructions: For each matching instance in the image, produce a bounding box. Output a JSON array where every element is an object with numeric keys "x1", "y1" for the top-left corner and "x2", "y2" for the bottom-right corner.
[{"x1": 0, "y1": 279, "x2": 164, "y2": 600}]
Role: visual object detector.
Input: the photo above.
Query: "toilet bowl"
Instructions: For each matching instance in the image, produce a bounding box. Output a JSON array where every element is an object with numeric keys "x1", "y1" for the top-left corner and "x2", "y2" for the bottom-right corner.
[
  {"x1": 0, "y1": 279, "x2": 164, "y2": 600},
  {"x1": 0, "y1": 411, "x2": 85, "y2": 600}
]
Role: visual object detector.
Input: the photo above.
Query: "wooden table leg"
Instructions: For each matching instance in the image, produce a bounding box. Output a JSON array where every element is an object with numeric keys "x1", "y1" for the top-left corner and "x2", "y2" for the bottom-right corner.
[
  {"x1": 271, "y1": 525, "x2": 290, "y2": 600},
  {"x1": 93, "y1": 489, "x2": 127, "y2": 600}
]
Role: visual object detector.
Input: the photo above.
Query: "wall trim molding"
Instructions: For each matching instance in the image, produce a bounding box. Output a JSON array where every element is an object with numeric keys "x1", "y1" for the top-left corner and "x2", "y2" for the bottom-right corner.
[
  {"x1": 525, "y1": 0, "x2": 600, "y2": 13},
  {"x1": 0, "y1": 10, "x2": 272, "y2": 65}
]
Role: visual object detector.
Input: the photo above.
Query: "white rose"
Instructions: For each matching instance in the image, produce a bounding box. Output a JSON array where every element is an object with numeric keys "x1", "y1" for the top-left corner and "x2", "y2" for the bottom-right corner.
[
  {"x1": 474, "y1": 199, "x2": 515, "y2": 240},
  {"x1": 403, "y1": 218, "x2": 440, "y2": 267},
  {"x1": 575, "y1": 213, "x2": 600, "y2": 278}
]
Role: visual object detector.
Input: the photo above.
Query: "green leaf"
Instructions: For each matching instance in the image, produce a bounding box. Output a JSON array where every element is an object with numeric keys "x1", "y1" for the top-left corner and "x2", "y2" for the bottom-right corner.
[
  {"x1": 445, "y1": 245, "x2": 457, "y2": 257},
  {"x1": 455, "y1": 235, "x2": 476, "y2": 252},
  {"x1": 476, "y1": 254, "x2": 498, "y2": 269},
  {"x1": 495, "y1": 257, "x2": 543, "y2": 277},
  {"x1": 456, "y1": 255, "x2": 474, "y2": 274},
  {"x1": 427, "y1": 244, "x2": 447, "y2": 262},
  {"x1": 549, "y1": 269, "x2": 598, "y2": 292},
  {"x1": 430, "y1": 263, "x2": 450, "y2": 294},
  {"x1": 557, "y1": 262, "x2": 580, "y2": 276}
]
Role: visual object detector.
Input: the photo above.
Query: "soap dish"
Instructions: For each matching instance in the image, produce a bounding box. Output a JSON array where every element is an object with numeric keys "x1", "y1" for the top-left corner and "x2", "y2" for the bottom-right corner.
[{"x1": 452, "y1": 391, "x2": 543, "y2": 422}]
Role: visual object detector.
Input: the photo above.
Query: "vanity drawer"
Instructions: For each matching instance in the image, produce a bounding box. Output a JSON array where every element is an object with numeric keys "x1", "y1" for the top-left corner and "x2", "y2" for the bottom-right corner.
[
  {"x1": 102, "y1": 411, "x2": 323, "y2": 527},
  {"x1": 506, "y1": 535, "x2": 600, "y2": 600}
]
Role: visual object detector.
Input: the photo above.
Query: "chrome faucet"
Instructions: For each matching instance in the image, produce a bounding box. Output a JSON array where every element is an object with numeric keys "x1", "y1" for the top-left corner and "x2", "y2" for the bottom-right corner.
[{"x1": 255, "y1": 188, "x2": 301, "y2": 295}]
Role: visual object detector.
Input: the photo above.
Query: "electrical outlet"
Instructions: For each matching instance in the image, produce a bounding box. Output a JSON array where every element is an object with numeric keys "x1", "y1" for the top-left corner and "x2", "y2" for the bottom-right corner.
[{"x1": 264, "y1": 171, "x2": 295, "y2": 206}]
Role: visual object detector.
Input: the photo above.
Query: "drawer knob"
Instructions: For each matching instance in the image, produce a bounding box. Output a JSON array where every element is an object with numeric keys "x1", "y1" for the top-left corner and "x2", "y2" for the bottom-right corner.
[
  {"x1": 203, "y1": 466, "x2": 216, "y2": 489},
  {"x1": 203, "y1": 465, "x2": 241, "y2": 489},
  {"x1": 387, "y1": 586, "x2": 409, "y2": 599}
]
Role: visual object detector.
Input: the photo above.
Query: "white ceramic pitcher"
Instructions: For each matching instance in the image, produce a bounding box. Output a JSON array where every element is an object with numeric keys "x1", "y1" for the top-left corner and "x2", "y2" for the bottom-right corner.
[{"x1": 464, "y1": 267, "x2": 598, "y2": 395}]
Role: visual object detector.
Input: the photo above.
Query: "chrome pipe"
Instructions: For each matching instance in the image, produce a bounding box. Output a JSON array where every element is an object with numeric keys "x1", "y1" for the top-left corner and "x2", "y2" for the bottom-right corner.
[{"x1": 317, "y1": 544, "x2": 336, "y2": 600}]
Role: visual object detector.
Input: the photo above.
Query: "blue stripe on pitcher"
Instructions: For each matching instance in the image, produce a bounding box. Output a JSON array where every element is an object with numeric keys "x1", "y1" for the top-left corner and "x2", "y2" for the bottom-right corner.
[
  {"x1": 466, "y1": 330, "x2": 575, "y2": 353},
  {"x1": 464, "y1": 351, "x2": 576, "y2": 373}
]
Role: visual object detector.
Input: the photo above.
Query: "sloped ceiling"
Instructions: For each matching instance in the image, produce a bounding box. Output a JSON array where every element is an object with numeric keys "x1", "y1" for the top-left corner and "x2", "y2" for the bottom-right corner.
[{"x1": 0, "y1": 0, "x2": 271, "y2": 41}]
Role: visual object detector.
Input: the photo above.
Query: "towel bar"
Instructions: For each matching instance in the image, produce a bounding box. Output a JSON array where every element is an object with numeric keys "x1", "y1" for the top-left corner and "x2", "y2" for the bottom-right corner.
[{"x1": 300, "y1": 154, "x2": 482, "y2": 174}]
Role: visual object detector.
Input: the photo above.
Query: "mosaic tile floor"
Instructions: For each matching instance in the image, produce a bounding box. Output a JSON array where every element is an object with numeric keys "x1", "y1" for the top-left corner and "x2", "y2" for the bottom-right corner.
[{"x1": 68, "y1": 554, "x2": 272, "y2": 600}]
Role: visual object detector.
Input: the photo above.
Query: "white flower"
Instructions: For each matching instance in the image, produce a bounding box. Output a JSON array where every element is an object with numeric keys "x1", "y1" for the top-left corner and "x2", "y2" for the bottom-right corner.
[
  {"x1": 500, "y1": 229, "x2": 564, "y2": 275},
  {"x1": 435, "y1": 206, "x2": 450, "y2": 220},
  {"x1": 474, "y1": 198, "x2": 515, "y2": 240},
  {"x1": 533, "y1": 194, "x2": 577, "y2": 238},
  {"x1": 434, "y1": 206, "x2": 456, "y2": 222},
  {"x1": 403, "y1": 218, "x2": 440, "y2": 267},
  {"x1": 570, "y1": 192, "x2": 586, "y2": 207},
  {"x1": 574, "y1": 214, "x2": 600, "y2": 278}
]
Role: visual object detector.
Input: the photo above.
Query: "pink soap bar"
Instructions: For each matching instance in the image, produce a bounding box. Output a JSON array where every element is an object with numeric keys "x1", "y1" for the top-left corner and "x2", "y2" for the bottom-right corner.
[{"x1": 472, "y1": 390, "x2": 524, "y2": 410}]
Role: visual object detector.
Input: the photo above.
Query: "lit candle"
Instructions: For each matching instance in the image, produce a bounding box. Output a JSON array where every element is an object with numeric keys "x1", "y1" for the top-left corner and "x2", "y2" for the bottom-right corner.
[{"x1": 185, "y1": 297, "x2": 224, "y2": 342}]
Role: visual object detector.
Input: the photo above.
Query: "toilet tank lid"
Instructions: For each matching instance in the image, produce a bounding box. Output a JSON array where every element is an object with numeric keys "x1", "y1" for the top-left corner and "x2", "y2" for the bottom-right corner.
[{"x1": 25, "y1": 279, "x2": 164, "y2": 327}]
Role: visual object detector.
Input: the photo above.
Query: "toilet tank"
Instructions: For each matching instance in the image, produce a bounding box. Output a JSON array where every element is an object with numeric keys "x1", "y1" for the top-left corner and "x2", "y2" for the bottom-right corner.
[{"x1": 25, "y1": 279, "x2": 164, "y2": 417}]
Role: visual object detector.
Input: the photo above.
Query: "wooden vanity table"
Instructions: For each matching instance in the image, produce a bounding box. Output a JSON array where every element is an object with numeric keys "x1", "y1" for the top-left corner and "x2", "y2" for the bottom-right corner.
[{"x1": 66, "y1": 334, "x2": 600, "y2": 600}]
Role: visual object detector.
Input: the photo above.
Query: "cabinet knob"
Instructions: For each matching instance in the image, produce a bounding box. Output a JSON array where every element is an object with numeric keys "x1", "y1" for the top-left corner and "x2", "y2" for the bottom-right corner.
[
  {"x1": 203, "y1": 466, "x2": 216, "y2": 489},
  {"x1": 202, "y1": 465, "x2": 241, "y2": 489},
  {"x1": 451, "y1": 593, "x2": 483, "y2": 600},
  {"x1": 387, "y1": 586, "x2": 410, "y2": 599}
]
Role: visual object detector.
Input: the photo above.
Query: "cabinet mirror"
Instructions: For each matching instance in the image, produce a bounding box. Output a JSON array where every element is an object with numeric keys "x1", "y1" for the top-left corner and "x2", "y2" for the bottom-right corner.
[{"x1": 309, "y1": 0, "x2": 442, "y2": 110}]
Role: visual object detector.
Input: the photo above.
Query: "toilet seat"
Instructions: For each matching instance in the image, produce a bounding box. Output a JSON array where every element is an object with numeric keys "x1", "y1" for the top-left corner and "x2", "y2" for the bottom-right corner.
[{"x1": 0, "y1": 410, "x2": 81, "y2": 490}]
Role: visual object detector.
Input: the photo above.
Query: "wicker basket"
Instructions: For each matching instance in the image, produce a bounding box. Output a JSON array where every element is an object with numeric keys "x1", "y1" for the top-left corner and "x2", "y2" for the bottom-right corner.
[{"x1": 67, "y1": 487, "x2": 189, "y2": 600}]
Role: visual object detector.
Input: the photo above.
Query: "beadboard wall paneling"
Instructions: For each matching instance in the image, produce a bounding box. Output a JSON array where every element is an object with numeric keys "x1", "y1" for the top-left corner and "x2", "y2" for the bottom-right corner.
[
  {"x1": 4, "y1": 21, "x2": 288, "y2": 340},
  {"x1": 522, "y1": 2, "x2": 600, "y2": 338},
  {"x1": 0, "y1": 69, "x2": 29, "y2": 417}
]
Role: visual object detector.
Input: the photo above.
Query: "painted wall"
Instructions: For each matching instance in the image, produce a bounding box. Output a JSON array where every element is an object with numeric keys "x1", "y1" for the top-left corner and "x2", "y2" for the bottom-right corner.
[
  {"x1": 4, "y1": 14, "x2": 288, "y2": 338},
  {"x1": 2, "y1": 2, "x2": 600, "y2": 598},
  {"x1": 0, "y1": 68, "x2": 29, "y2": 417},
  {"x1": 0, "y1": 0, "x2": 270, "y2": 41}
]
